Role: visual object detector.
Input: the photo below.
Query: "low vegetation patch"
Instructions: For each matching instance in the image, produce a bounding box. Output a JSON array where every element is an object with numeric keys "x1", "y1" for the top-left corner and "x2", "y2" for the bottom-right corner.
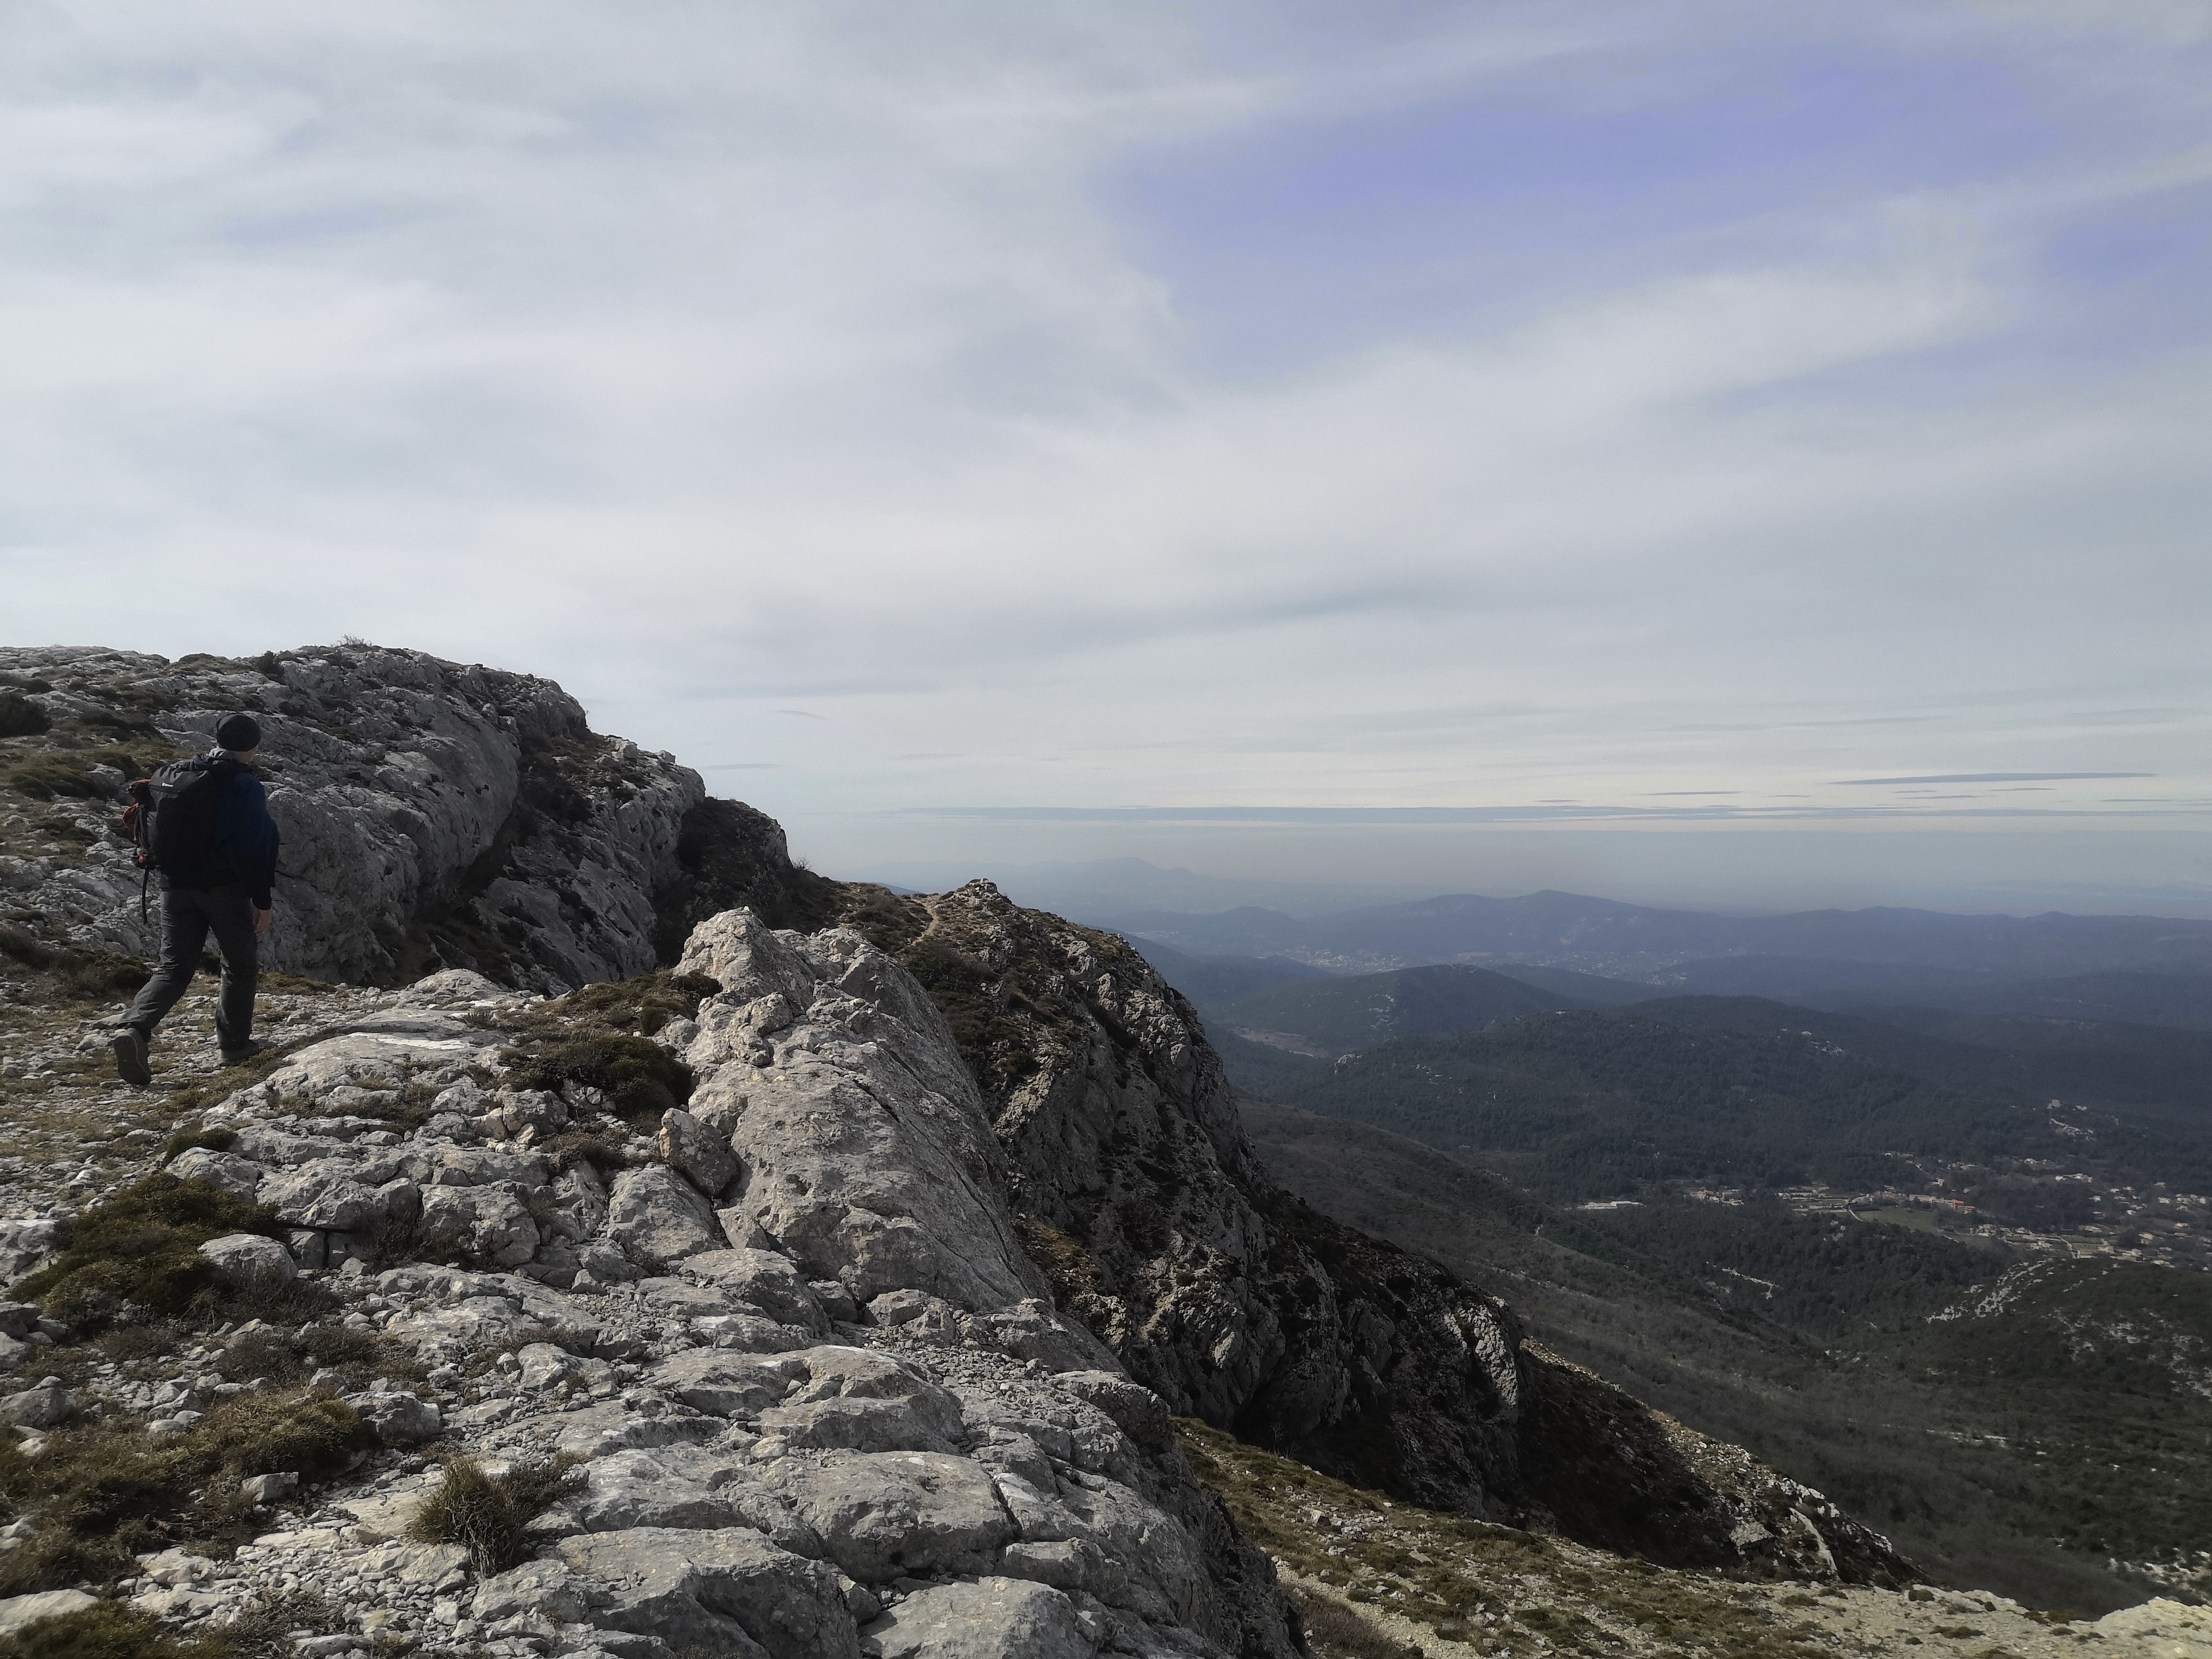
[
  {"x1": 0, "y1": 924, "x2": 148, "y2": 1004},
  {"x1": 497, "y1": 968, "x2": 719, "y2": 1125},
  {"x1": 406, "y1": 1453, "x2": 582, "y2": 1573},
  {"x1": 209, "y1": 1319, "x2": 415, "y2": 1389},
  {"x1": 0, "y1": 691, "x2": 52, "y2": 739},
  {"x1": 1293, "y1": 1588, "x2": 1426, "y2": 1659},
  {"x1": 13, "y1": 1176, "x2": 292, "y2": 1334},
  {"x1": 539, "y1": 1127, "x2": 636, "y2": 1179},
  {"x1": 1180, "y1": 1418, "x2": 1803, "y2": 1659},
  {"x1": 0, "y1": 1602, "x2": 231, "y2": 1659},
  {"x1": 0, "y1": 1390, "x2": 368, "y2": 1594}
]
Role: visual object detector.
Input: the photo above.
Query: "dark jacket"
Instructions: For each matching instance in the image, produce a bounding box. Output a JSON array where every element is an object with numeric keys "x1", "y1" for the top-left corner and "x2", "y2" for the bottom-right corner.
[{"x1": 160, "y1": 755, "x2": 281, "y2": 907}]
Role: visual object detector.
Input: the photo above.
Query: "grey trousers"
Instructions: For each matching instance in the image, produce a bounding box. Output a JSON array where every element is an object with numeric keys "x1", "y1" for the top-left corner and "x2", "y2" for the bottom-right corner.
[{"x1": 127, "y1": 884, "x2": 259, "y2": 1049}]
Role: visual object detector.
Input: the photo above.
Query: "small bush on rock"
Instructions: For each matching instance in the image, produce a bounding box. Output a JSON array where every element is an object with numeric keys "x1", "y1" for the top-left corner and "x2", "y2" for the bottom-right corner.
[
  {"x1": 539, "y1": 1128, "x2": 633, "y2": 1178},
  {"x1": 213, "y1": 1330, "x2": 306, "y2": 1385},
  {"x1": 158, "y1": 1126, "x2": 237, "y2": 1165},
  {"x1": 539, "y1": 971, "x2": 722, "y2": 1037},
  {"x1": 0, "y1": 926, "x2": 147, "y2": 1002},
  {"x1": 406, "y1": 1454, "x2": 581, "y2": 1574},
  {"x1": 495, "y1": 968, "x2": 719, "y2": 1125},
  {"x1": 0, "y1": 756, "x2": 106, "y2": 801},
  {"x1": 503, "y1": 1032, "x2": 693, "y2": 1125},
  {"x1": 207, "y1": 1322, "x2": 419, "y2": 1392}
]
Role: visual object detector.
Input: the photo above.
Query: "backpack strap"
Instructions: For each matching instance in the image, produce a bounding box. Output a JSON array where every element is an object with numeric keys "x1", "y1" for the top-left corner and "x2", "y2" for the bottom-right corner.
[{"x1": 123, "y1": 779, "x2": 155, "y2": 922}]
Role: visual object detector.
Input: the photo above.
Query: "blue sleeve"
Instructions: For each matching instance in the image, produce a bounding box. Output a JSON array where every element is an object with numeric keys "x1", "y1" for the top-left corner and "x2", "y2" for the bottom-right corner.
[{"x1": 218, "y1": 773, "x2": 281, "y2": 905}]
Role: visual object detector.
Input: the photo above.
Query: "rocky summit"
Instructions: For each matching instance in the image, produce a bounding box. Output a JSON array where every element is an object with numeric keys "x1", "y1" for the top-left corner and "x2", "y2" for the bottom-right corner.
[{"x1": 5, "y1": 643, "x2": 2195, "y2": 1659}]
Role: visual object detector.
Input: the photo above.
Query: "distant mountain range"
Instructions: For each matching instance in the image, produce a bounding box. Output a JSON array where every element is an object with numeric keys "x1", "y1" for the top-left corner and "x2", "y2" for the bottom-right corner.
[
  {"x1": 1198, "y1": 962, "x2": 1625, "y2": 1055},
  {"x1": 1100, "y1": 888, "x2": 2212, "y2": 1032}
]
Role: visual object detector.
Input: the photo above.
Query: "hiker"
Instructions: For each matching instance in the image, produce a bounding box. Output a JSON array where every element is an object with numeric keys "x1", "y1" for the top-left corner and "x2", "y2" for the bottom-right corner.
[{"x1": 112, "y1": 713, "x2": 281, "y2": 1086}]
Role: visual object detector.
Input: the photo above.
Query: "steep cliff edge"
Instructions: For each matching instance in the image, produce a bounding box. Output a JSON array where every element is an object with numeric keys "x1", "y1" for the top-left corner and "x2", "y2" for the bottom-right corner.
[{"x1": 813, "y1": 882, "x2": 1911, "y2": 1584}]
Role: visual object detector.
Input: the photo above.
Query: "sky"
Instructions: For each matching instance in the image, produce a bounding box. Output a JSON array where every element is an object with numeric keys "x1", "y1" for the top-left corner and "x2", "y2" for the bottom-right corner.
[{"x1": 6, "y1": 1, "x2": 2210, "y2": 915}]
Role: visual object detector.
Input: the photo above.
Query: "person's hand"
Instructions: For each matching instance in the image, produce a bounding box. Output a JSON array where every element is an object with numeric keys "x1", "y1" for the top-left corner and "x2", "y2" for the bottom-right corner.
[{"x1": 254, "y1": 904, "x2": 274, "y2": 938}]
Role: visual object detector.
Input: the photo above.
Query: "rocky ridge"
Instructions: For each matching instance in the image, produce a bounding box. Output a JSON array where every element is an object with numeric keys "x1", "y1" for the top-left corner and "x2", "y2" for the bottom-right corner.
[
  {"x1": 3, "y1": 919, "x2": 1298, "y2": 1657},
  {"x1": 820, "y1": 884, "x2": 1908, "y2": 1580},
  {"x1": 0, "y1": 645, "x2": 742, "y2": 990}
]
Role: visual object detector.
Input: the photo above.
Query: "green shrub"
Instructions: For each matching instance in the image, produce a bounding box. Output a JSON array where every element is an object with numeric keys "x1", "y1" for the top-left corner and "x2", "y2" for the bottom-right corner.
[
  {"x1": 1, "y1": 757, "x2": 103, "y2": 801},
  {"x1": 158, "y1": 1126, "x2": 238, "y2": 1165},
  {"x1": 0, "y1": 928, "x2": 145, "y2": 1002},
  {"x1": 503, "y1": 1032, "x2": 693, "y2": 1125},
  {"x1": 0, "y1": 923, "x2": 53, "y2": 968},
  {"x1": 0, "y1": 1602, "x2": 229, "y2": 1659},
  {"x1": 539, "y1": 1129, "x2": 633, "y2": 1178},
  {"x1": 14, "y1": 1175, "x2": 288, "y2": 1333},
  {"x1": 212, "y1": 1330, "x2": 306, "y2": 1385},
  {"x1": 0, "y1": 1391, "x2": 367, "y2": 1594},
  {"x1": 406, "y1": 1454, "x2": 581, "y2": 1573},
  {"x1": 547, "y1": 971, "x2": 722, "y2": 1036},
  {"x1": 0, "y1": 692, "x2": 50, "y2": 739},
  {"x1": 494, "y1": 969, "x2": 719, "y2": 1123}
]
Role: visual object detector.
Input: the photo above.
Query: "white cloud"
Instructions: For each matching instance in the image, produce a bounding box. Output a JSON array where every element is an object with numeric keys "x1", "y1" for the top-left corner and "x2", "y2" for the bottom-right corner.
[{"x1": 2, "y1": 0, "x2": 2209, "y2": 904}]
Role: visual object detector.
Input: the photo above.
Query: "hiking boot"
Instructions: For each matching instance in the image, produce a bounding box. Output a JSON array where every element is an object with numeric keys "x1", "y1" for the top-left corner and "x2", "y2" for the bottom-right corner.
[
  {"x1": 111, "y1": 1027, "x2": 152, "y2": 1087},
  {"x1": 218, "y1": 1039, "x2": 264, "y2": 1067}
]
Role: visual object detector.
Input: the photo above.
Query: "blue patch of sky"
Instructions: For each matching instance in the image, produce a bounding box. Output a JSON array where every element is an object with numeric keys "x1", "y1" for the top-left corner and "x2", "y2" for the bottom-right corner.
[{"x1": 1102, "y1": 32, "x2": 2060, "y2": 376}]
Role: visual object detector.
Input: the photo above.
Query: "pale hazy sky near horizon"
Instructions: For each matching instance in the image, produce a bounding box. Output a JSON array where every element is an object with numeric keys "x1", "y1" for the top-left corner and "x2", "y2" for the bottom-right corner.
[{"x1": 6, "y1": 2, "x2": 2210, "y2": 912}]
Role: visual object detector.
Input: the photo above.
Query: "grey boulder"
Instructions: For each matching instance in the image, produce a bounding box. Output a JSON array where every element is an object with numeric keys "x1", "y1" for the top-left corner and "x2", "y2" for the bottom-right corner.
[
  {"x1": 685, "y1": 1249, "x2": 826, "y2": 1332},
  {"x1": 660, "y1": 1109, "x2": 740, "y2": 1198},
  {"x1": 0, "y1": 1590, "x2": 98, "y2": 1638},
  {"x1": 774, "y1": 1452, "x2": 1015, "y2": 1583},
  {"x1": 199, "y1": 1233, "x2": 298, "y2": 1294},
  {"x1": 346, "y1": 1390, "x2": 442, "y2": 1446},
  {"x1": 0, "y1": 1382, "x2": 72, "y2": 1430},
  {"x1": 473, "y1": 1559, "x2": 590, "y2": 1624},
  {"x1": 758, "y1": 1347, "x2": 964, "y2": 1454},
  {"x1": 649, "y1": 1350, "x2": 799, "y2": 1418},
  {"x1": 861, "y1": 1577, "x2": 1097, "y2": 1659},
  {"x1": 606, "y1": 1164, "x2": 727, "y2": 1265},
  {"x1": 557, "y1": 1525, "x2": 860, "y2": 1659},
  {"x1": 416, "y1": 1183, "x2": 539, "y2": 1268},
  {"x1": 164, "y1": 1146, "x2": 265, "y2": 1200},
  {"x1": 676, "y1": 912, "x2": 1048, "y2": 1312}
]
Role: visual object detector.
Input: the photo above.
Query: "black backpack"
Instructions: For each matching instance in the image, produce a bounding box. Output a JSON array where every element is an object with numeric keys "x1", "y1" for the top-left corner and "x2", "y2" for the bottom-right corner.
[{"x1": 123, "y1": 757, "x2": 239, "y2": 914}]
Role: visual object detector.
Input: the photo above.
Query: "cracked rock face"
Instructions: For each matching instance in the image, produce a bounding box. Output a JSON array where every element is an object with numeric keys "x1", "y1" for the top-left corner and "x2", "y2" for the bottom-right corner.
[
  {"x1": 0, "y1": 644, "x2": 706, "y2": 989},
  {"x1": 839, "y1": 881, "x2": 1913, "y2": 1584},
  {"x1": 0, "y1": 917, "x2": 1300, "y2": 1657}
]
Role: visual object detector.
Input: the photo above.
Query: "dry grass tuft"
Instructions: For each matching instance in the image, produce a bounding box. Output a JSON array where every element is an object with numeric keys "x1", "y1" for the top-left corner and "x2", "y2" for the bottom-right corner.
[
  {"x1": 405, "y1": 1453, "x2": 582, "y2": 1574},
  {"x1": 0, "y1": 1390, "x2": 368, "y2": 1595}
]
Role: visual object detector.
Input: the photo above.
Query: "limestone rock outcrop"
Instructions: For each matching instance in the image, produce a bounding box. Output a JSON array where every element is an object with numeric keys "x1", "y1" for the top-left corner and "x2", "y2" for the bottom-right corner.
[
  {"x1": 0, "y1": 645, "x2": 812, "y2": 991},
  {"x1": 0, "y1": 919, "x2": 1301, "y2": 1656},
  {"x1": 826, "y1": 880, "x2": 1914, "y2": 1584}
]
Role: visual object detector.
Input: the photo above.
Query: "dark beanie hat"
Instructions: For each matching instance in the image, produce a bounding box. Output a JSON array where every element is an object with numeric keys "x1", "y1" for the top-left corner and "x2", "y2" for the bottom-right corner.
[{"x1": 215, "y1": 713, "x2": 262, "y2": 752}]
